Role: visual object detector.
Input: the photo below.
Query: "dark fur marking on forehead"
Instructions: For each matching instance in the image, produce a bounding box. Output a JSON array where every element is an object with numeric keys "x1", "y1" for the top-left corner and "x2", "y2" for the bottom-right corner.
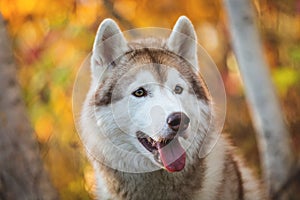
[
  {"x1": 144, "y1": 48, "x2": 167, "y2": 83},
  {"x1": 144, "y1": 48, "x2": 158, "y2": 64},
  {"x1": 92, "y1": 40, "x2": 210, "y2": 107},
  {"x1": 124, "y1": 47, "x2": 169, "y2": 83},
  {"x1": 137, "y1": 49, "x2": 210, "y2": 102}
]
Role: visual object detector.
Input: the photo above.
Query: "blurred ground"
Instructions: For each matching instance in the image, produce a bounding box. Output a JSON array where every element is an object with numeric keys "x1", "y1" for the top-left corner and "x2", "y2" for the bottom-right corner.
[{"x1": 0, "y1": 0, "x2": 299, "y2": 199}]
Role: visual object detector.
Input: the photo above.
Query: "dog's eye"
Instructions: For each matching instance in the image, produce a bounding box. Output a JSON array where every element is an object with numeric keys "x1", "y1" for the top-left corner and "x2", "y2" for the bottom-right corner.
[
  {"x1": 174, "y1": 85, "x2": 183, "y2": 94},
  {"x1": 132, "y1": 87, "x2": 147, "y2": 97}
]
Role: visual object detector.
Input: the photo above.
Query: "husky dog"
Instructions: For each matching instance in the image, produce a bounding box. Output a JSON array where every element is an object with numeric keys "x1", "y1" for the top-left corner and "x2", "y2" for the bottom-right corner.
[{"x1": 80, "y1": 16, "x2": 265, "y2": 200}]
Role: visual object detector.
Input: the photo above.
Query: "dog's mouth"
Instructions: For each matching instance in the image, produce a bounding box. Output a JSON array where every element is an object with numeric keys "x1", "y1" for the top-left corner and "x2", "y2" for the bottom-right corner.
[{"x1": 136, "y1": 131, "x2": 186, "y2": 172}]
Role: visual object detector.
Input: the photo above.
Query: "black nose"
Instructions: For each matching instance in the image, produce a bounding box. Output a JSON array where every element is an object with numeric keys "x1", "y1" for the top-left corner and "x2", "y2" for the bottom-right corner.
[{"x1": 166, "y1": 112, "x2": 190, "y2": 132}]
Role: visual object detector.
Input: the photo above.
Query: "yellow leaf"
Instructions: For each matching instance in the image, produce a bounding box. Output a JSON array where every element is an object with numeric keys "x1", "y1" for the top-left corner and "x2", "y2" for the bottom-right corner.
[{"x1": 35, "y1": 114, "x2": 53, "y2": 143}]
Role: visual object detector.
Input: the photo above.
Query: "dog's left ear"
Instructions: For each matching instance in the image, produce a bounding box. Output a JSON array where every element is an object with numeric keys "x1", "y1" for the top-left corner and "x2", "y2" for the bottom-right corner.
[
  {"x1": 167, "y1": 16, "x2": 198, "y2": 70},
  {"x1": 91, "y1": 19, "x2": 128, "y2": 81}
]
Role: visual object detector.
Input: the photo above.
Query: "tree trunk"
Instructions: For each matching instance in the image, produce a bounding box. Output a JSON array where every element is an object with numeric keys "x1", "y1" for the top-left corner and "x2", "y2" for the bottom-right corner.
[
  {"x1": 0, "y1": 14, "x2": 59, "y2": 200},
  {"x1": 223, "y1": 0, "x2": 294, "y2": 199}
]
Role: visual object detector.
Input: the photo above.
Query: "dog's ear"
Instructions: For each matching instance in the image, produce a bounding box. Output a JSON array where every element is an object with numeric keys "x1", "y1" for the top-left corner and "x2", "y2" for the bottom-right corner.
[
  {"x1": 167, "y1": 16, "x2": 198, "y2": 70},
  {"x1": 91, "y1": 19, "x2": 128, "y2": 80}
]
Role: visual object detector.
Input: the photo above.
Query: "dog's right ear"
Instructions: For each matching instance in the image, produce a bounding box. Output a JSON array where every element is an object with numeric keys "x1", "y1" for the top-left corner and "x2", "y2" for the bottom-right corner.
[
  {"x1": 167, "y1": 16, "x2": 198, "y2": 71},
  {"x1": 91, "y1": 19, "x2": 128, "y2": 81}
]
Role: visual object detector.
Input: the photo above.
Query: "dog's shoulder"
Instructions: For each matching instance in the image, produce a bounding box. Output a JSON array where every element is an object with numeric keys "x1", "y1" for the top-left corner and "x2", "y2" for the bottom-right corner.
[{"x1": 199, "y1": 135, "x2": 266, "y2": 200}]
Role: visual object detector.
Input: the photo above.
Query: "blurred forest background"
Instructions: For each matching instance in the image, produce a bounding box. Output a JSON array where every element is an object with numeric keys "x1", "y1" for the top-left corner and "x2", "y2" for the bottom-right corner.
[{"x1": 0, "y1": 0, "x2": 299, "y2": 199}]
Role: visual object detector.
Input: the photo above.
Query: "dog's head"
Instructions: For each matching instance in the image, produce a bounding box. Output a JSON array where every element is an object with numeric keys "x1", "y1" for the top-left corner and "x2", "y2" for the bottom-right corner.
[{"x1": 81, "y1": 16, "x2": 212, "y2": 173}]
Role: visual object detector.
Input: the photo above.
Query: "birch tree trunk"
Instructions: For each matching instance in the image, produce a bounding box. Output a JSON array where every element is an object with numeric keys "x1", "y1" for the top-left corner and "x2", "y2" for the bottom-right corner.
[
  {"x1": 223, "y1": 0, "x2": 294, "y2": 198},
  {"x1": 0, "y1": 14, "x2": 59, "y2": 200}
]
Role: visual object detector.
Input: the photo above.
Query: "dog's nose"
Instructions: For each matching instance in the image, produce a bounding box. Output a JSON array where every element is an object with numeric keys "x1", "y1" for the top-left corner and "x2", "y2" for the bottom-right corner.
[{"x1": 167, "y1": 112, "x2": 190, "y2": 132}]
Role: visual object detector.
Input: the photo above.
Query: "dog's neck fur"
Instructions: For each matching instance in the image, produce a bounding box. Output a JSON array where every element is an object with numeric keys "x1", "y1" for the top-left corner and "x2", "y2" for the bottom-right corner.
[{"x1": 95, "y1": 155, "x2": 205, "y2": 200}]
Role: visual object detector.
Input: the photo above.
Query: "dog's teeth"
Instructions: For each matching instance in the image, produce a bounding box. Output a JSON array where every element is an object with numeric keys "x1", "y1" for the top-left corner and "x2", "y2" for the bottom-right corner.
[
  {"x1": 158, "y1": 156, "x2": 161, "y2": 163},
  {"x1": 163, "y1": 138, "x2": 168, "y2": 144},
  {"x1": 154, "y1": 151, "x2": 161, "y2": 163}
]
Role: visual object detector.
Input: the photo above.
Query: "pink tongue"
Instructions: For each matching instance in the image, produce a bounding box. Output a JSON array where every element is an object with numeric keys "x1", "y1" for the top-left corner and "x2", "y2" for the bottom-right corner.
[{"x1": 157, "y1": 138, "x2": 186, "y2": 172}]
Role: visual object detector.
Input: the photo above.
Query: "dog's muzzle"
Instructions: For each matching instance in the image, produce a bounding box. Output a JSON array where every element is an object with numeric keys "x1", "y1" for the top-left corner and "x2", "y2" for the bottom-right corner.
[{"x1": 136, "y1": 112, "x2": 190, "y2": 172}]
